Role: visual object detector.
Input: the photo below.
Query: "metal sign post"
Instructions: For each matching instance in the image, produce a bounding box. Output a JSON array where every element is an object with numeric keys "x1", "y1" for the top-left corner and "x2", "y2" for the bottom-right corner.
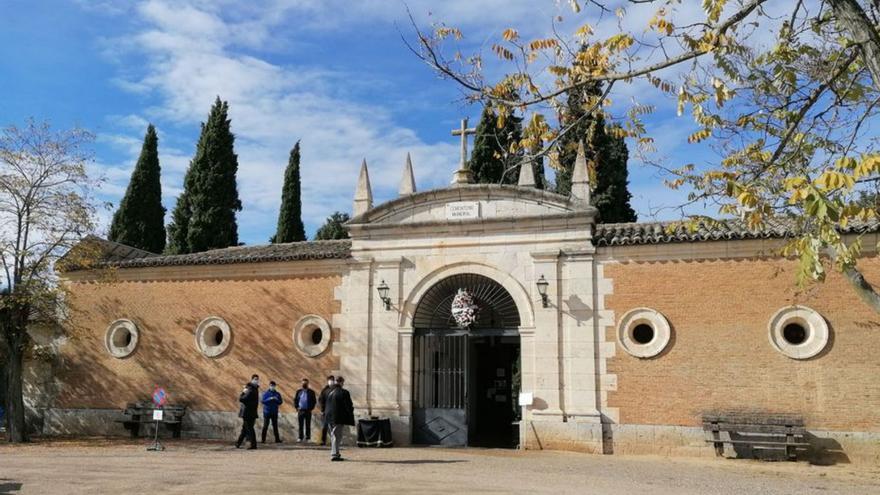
[{"x1": 147, "y1": 387, "x2": 168, "y2": 452}]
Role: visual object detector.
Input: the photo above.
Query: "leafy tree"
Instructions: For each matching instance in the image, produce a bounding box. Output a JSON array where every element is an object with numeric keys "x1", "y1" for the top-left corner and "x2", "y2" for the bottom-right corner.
[
  {"x1": 469, "y1": 105, "x2": 522, "y2": 184},
  {"x1": 411, "y1": 0, "x2": 880, "y2": 312},
  {"x1": 0, "y1": 120, "x2": 100, "y2": 442},
  {"x1": 271, "y1": 141, "x2": 306, "y2": 243},
  {"x1": 108, "y1": 124, "x2": 166, "y2": 253},
  {"x1": 314, "y1": 212, "x2": 351, "y2": 240},
  {"x1": 167, "y1": 97, "x2": 242, "y2": 254}
]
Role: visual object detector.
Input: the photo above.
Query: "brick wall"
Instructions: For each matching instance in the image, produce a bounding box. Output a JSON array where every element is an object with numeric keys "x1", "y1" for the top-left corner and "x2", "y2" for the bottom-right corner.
[
  {"x1": 55, "y1": 273, "x2": 341, "y2": 413},
  {"x1": 603, "y1": 255, "x2": 880, "y2": 432}
]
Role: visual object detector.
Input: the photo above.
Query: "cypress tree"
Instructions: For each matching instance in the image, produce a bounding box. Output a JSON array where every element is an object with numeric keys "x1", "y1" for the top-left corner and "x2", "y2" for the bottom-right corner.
[
  {"x1": 271, "y1": 140, "x2": 306, "y2": 243},
  {"x1": 167, "y1": 97, "x2": 242, "y2": 253},
  {"x1": 108, "y1": 124, "x2": 166, "y2": 253},
  {"x1": 555, "y1": 76, "x2": 636, "y2": 222},
  {"x1": 314, "y1": 212, "x2": 351, "y2": 240},
  {"x1": 469, "y1": 105, "x2": 523, "y2": 184},
  {"x1": 593, "y1": 125, "x2": 637, "y2": 223},
  {"x1": 555, "y1": 79, "x2": 602, "y2": 196}
]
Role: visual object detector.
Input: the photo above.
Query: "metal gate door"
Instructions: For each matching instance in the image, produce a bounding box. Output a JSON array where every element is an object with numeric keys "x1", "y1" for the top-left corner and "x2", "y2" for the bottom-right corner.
[{"x1": 412, "y1": 333, "x2": 468, "y2": 446}]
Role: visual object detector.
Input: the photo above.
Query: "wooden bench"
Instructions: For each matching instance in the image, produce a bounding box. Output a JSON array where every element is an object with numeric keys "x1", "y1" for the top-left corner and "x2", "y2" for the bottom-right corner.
[
  {"x1": 703, "y1": 413, "x2": 809, "y2": 460},
  {"x1": 116, "y1": 402, "x2": 187, "y2": 439}
]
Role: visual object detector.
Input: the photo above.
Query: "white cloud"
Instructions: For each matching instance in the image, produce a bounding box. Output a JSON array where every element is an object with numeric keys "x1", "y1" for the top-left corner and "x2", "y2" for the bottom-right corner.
[{"x1": 93, "y1": 0, "x2": 468, "y2": 242}]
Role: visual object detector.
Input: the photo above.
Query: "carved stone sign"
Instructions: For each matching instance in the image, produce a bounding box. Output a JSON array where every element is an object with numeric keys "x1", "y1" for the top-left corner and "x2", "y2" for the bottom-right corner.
[{"x1": 446, "y1": 202, "x2": 480, "y2": 220}]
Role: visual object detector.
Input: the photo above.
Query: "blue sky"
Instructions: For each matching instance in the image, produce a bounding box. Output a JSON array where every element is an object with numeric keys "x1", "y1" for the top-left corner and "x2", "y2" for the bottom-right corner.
[{"x1": 0, "y1": 0, "x2": 716, "y2": 245}]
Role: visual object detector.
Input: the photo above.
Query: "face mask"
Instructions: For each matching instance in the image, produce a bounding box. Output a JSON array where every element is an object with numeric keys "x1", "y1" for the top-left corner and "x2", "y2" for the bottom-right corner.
[
  {"x1": 328, "y1": 381, "x2": 334, "y2": 386},
  {"x1": 269, "y1": 386, "x2": 275, "y2": 391},
  {"x1": 253, "y1": 379, "x2": 260, "y2": 386}
]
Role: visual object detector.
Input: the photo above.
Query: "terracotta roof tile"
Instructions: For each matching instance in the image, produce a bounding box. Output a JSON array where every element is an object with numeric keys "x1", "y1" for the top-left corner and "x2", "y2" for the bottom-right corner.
[{"x1": 592, "y1": 217, "x2": 880, "y2": 246}]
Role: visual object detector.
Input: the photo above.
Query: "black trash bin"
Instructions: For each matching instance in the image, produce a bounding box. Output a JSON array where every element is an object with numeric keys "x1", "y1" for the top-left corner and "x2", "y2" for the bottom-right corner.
[{"x1": 357, "y1": 417, "x2": 393, "y2": 447}]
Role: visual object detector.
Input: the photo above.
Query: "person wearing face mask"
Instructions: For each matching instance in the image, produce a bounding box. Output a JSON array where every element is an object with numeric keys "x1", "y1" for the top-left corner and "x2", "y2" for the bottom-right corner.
[
  {"x1": 293, "y1": 378, "x2": 317, "y2": 443},
  {"x1": 236, "y1": 374, "x2": 260, "y2": 450},
  {"x1": 261, "y1": 380, "x2": 283, "y2": 444},
  {"x1": 324, "y1": 375, "x2": 355, "y2": 461},
  {"x1": 318, "y1": 375, "x2": 335, "y2": 446}
]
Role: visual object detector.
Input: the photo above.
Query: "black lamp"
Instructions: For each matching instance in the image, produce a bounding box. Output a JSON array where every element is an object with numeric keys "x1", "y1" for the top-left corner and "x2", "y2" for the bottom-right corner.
[
  {"x1": 377, "y1": 279, "x2": 391, "y2": 310},
  {"x1": 536, "y1": 275, "x2": 549, "y2": 308}
]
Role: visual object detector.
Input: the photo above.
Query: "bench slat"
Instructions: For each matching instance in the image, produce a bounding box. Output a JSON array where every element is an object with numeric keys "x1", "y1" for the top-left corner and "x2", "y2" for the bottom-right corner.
[
  {"x1": 704, "y1": 423, "x2": 806, "y2": 434},
  {"x1": 705, "y1": 439, "x2": 810, "y2": 447}
]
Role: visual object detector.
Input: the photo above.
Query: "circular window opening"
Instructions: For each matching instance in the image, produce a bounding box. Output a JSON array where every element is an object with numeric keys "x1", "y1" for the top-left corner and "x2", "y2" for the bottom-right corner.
[
  {"x1": 104, "y1": 319, "x2": 139, "y2": 359},
  {"x1": 113, "y1": 328, "x2": 133, "y2": 348},
  {"x1": 293, "y1": 315, "x2": 332, "y2": 358},
  {"x1": 195, "y1": 317, "x2": 232, "y2": 358},
  {"x1": 309, "y1": 327, "x2": 323, "y2": 346},
  {"x1": 768, "y1": 306, "x2": 830, "y2": 360},
  {"x1": 782, "y1": 323, "x2": 807, "y2": 345},
  {"x1": 632, "y1": 324, "x2": 655, "y2": 344},
  {"x1": 617, "y1": 308, "x2": 672, "y2": 359},
  {"x1": 207, "y1": 326, "x2": 224, "y2": 346}
]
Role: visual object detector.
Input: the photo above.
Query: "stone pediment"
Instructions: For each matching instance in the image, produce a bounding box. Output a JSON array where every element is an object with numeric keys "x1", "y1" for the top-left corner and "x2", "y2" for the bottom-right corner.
[{"x1": 348, "y1": 184, "x2": 594, "y2": 229}]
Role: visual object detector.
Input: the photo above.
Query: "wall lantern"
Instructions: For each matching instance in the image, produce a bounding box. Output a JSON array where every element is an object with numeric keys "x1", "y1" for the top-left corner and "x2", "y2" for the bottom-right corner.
[
  {"x1": 536, "y1": 275, "x2": 549, "y2": 308},
  {"x1": 377, "y1": 279, "x2": 391, "y2": 310}
]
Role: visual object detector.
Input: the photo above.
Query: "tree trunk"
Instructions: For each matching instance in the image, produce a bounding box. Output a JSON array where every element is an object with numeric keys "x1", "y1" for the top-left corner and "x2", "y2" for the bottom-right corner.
[
  {"x1": 1, "y1": 303, "x2": 29, "y2": 443},
  {"x1": 843, "y1": 265, "x2": 880, "y2": 314},
  {"x1": 5, "y1": 342, "x2": 27, "y2": 442},
  {"x1": 830, "y1": 0, "x2": 880, "y2": 93}
]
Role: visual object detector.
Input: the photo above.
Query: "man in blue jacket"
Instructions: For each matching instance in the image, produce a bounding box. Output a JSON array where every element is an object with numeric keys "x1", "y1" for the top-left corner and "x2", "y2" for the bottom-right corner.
[
  {"x1": 293, "y1": 378, "x2": 317, "y2": 443},
  {"x1": 261, "y1": 380, "x2": 283, "y2": 443}
]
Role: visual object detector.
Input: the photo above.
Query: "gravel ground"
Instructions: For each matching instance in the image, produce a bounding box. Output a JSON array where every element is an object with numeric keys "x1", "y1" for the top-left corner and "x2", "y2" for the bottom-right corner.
[{"x1": 1, "y1": 439, "x2": 879, "y2": 494}]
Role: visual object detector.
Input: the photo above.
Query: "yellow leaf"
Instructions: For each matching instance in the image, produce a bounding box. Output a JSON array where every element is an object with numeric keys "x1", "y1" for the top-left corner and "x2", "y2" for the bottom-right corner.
[
  {"x1": 687, "y1": 128, "x2": 712, "y2": 143},
  {"x1": 575, "y1": 23, "x2": 594, "y2": 38},
  {"x1": 492, "y1": 44, "x2": 515, "y2": 61},
  {"x1": 502, "y1": 28, "x2": 518, "y2": 42}
]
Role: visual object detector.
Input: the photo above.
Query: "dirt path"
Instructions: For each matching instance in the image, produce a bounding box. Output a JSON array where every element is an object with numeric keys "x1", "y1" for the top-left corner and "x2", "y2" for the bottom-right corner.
[{"x1": 1, "y1": 439, "x2": 879, "y2": 494}]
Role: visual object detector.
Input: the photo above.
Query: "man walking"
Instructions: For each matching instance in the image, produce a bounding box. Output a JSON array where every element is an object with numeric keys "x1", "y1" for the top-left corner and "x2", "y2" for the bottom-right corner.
[
  {"x1": 293, "y1": 378, "x2": 317, "y2": 443},
  {"x1": 324, "y1": 375, "x2": 354, "y2": 461},
  {"x1": 261, "y1": 380, "x2": 283, "y2": 443},
  {"x1": 236, "y1": 374, "x2": 260, "y2": 450},
  {"x1": 318, "y1": 375, "x2": 335, "y2": 446}
]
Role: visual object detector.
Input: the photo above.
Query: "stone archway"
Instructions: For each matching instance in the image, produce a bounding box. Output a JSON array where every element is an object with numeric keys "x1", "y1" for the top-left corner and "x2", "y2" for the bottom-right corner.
[
  {"x1": 411, "y1": 273, "x2": 522, "y2": 448},
  {"x1": 400, "y1": 262, "x2": 535, "y2": 331}
]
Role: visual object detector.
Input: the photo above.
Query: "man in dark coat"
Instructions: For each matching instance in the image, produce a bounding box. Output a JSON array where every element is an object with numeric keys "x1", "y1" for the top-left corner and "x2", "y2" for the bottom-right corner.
[
  {"x1": 261, "y1": 380, "x2": 283, "y2": 443},
  {"x1": 318, "y1": 375, "x2": 335, "y2": 446},
  {"x1": 236, "y1": 374, "x2": 260, "y2": 449},
  {"x1": 293, "y1": 378, "x2": 318, "y2": 443},
  {"x1": 324, "y1": 375, "x2": 355, "y2": 461}
]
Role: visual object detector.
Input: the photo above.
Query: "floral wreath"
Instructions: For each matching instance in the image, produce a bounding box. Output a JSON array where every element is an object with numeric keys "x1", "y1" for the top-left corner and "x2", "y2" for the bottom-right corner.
[{"x1": 451, "y1": 289, "x2": 480, "y2": 328}]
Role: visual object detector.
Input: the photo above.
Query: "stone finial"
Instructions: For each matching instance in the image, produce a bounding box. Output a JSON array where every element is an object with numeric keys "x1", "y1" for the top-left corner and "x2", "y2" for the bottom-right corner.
[
  {"x1": 353, "y1": 158, "x2": 373, "y2": 217},
  {"x1": 399, "y1": 152, "x2": 417, "y2": 196},
  {"x1": 517, "y1": 157, "x2": 536, "y2": 187},
  {"x1": 570, "y1": 140, "x2": 591, "y2": 204}
]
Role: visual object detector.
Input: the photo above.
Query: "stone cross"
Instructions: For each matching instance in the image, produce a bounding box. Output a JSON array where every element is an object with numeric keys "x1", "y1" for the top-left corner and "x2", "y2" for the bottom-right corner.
[{"x1": 450, "y1": 118, "x2": 477, "y2": 185}]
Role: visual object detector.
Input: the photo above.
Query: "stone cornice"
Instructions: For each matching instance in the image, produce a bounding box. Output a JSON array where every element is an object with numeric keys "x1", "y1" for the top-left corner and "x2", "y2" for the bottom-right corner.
[{"x1": 349, "y1": 184, "x2": 590, "y2": 225}]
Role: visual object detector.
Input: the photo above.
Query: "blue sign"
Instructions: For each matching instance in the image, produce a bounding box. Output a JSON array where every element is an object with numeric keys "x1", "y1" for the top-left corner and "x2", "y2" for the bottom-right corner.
[{"x1": 152, "y1": 387, "x2": 167, "y2": 407}]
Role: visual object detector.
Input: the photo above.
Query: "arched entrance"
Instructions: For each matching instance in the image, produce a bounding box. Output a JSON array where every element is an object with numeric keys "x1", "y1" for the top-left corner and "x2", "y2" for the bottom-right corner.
[{"x1": 412, "y1": 273, "x2": 521, "y2": 448}]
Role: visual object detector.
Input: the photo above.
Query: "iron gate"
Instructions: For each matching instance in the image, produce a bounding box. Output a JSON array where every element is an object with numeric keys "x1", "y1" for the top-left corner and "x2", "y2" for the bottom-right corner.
[
  {"x1": 411, "y1": 273, "x2": 522, "y2": 447},
  {"x1": 412, "y1": 332, "x2": 468, "y2": 445}
]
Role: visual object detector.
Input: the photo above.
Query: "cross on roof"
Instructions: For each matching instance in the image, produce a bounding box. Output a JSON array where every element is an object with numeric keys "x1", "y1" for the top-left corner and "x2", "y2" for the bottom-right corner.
[
  {"x1": 450, "y1": 118, "x2": 477, "y2": 185},
  {"x1": 451, "y1": 118, "x2": 477, "y2": 169}
]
